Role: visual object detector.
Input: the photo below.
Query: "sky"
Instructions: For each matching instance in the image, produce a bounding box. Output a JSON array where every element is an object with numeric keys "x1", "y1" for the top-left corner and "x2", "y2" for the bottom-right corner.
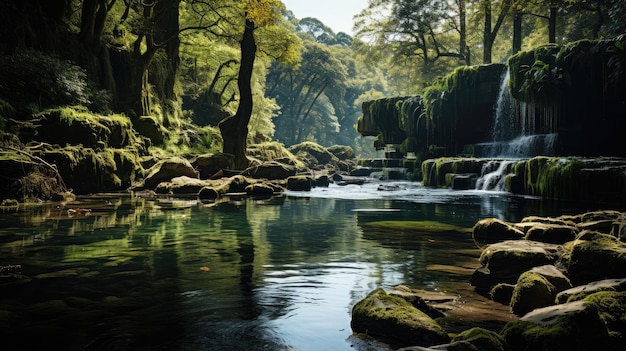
[{"x1": 281, "y1": 0, "x2": 369, "y2": 35}]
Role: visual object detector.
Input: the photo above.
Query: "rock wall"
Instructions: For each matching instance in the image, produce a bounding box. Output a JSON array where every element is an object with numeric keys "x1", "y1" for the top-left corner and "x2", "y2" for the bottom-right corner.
[
  {"x1": 508, "y1": 36, "x2": 626, "y2": 157},
  {"x1": 357, "y1": 64, "x2": 505, "y2": 158},
  {"x1": 359, "y1": 35, "x2": 626, "y2": 159}
]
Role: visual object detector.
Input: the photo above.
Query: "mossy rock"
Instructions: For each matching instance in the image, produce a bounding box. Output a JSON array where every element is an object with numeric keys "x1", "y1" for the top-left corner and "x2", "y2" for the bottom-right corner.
[
  {"x1": 245, "y1": 183, "x2": 275, "y2": 197},
  {"x1": 143, "y1": 156, "x2": 198, "y2": 190},
  {"x1": 242, "y1": 161, "x2": 297, "y2": 180},
  {"x1": 501, "y1": 300, "x2": 612, "y2": 351},
  {"x1": 34, "y1": 108, "x2": 110, "y2": 148},
  {"x1": 38, "y1": 145, "x2": 138, "y2": 194},
  {"x1": 563, "y1": 233, "x2": 626, "y2": 285},
  {"x1": 247, "y1": 142, "x2": 306, "y2": 170},
  {"x1": 524, "y1": 223, "x2": 579, "y2": 244},
  {"x1": 133, "y1": 116, "x2": 166, "y2": 145},
  {"x1": 327, "y1": 145, "x2": 355, "y2": 160},
  {"x1": 510, "y1": 271, "x2": 558, "y2": 316},
  {"x1": 286, "y1": 175, "x2": 312, "y2": 191},
  {"x1": 528, "y1": 265, "x2": 572, "y2": 292},
  {"x1": 583, "y1": 291, "x2": 626, "y2": 347},
  {"x1": 490, "y1": 283, "x2": 516, "y2": 305},
  {"x1": 227, "y1": 175, "x2": 255, "y2": 193},
  {"x1": 471, "y1": 240, "x2": 562, "y2": 293},
  {"x1": 472, "y1": 218, "x2": 525, "y2": 246},
  {"x1": 520, "y1": 216, "x2": 576, "y2": 226},
  {"x1": 192, "y1": 153, "x2": 234, "y2": 179},
  {"x1": 288, "y1": 141, "x2": 337, "y2": 169},
  {"x1": 556, "y1": 278, "x2": 626, "y2": 304},
  {"x1": 451, "y1": 327, "x2": 505, "y2": 351},
  {"x1": 351, "y1": 288, "x2": 450, "y2": 347}
]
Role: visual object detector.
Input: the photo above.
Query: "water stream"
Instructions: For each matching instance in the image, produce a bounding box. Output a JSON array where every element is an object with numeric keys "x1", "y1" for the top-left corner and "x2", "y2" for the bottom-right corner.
[{"x1": 0, "y1": 184, "x2": 601, "y2": 350}]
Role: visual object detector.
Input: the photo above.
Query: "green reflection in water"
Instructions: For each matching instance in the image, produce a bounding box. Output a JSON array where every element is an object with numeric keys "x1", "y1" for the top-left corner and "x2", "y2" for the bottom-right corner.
[{"x1": 0, "y1": 193, "x2": 589, "y2": 350}]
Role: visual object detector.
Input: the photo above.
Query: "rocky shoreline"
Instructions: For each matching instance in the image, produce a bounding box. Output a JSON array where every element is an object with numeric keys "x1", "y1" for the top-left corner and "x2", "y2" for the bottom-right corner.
[{"x1": 351, "y1": 210, "x2": 626, "y2": 351}]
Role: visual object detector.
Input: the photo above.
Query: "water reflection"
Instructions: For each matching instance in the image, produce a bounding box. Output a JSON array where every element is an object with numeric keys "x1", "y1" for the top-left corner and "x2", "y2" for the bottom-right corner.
[{"x1": 0, "y1": 187, "x2": 613, "y2": 350}]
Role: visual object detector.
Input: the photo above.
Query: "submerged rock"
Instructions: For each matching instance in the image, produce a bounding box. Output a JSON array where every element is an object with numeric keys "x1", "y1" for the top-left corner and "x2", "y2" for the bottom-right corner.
[{"x1": 351, "y1": 288, "x2": 450, "y2": 347}]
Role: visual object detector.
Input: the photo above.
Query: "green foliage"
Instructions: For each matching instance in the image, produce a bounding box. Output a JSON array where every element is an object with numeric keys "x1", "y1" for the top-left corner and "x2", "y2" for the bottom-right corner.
[{"x1": 0, "y1": 50, "x2": 90, "y2": 113}]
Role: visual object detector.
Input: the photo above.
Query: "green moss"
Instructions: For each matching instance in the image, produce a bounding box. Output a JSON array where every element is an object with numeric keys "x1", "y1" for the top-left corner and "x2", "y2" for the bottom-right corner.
[
  {"x1": 584, "y1": 291, "x2": 626, "y2": 343},
  {"x1": 364, "y1": 220, "x2": 462, "y2": 233},
  {"x1": 510, "y1": 271, "x2": 557, "y2": 316},
  {"x1": 452, "y1": 327, "x2": 505, "y2": 351},
  {"x1": 524, "y1": 157, "x2": 585, "y2": 199},
  {"x1": 248, "y1": 141, "x2": 305, "y2": 169},
  {"x1": 501, "y1": 300, "x2": 611, "y2": 351},
  {"x1": 351, "y1": 288, "x2": 450, "y2": 346}
]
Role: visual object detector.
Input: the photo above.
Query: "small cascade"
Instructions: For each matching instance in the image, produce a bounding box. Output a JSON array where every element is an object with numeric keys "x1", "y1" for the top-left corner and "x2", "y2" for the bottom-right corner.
[
  {"x1": 475, "y1": 160, "x2": 517, "y2": 191},
  {"x1": 475, "y1": 133, "x2": 558, "y2": 158}
]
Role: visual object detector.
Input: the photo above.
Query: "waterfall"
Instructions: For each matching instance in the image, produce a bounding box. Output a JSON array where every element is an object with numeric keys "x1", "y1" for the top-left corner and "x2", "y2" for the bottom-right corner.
[
  {"x1": 492, "y1": 70, "x2": 515, "y2": 142},
  {"x1": 475, "y1": 68, "x2": 557, "y2": 158},
  {"x1": 475, "y1": 160, "x2": 517, "y2": 191}
]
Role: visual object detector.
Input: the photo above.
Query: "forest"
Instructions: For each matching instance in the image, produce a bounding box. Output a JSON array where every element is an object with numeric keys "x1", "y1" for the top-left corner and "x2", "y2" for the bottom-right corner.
[{"x1": 0, "y1": 0, "x2": 625, "y2": 197}]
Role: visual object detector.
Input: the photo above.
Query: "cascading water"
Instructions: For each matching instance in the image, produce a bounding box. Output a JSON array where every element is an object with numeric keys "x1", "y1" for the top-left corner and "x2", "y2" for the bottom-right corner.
[
  {"x1": 475, "y1": 160, "x2": 517, "y2": 191},
  {"x1": 475, "y1": 68, "x2": 558, "y2": 159},
  {"x1": 474, "y1": 68, "x2": 558, "y2": 191},
  {"x1": 492, "y1": 70, "x2": 515, "y2": 142}
]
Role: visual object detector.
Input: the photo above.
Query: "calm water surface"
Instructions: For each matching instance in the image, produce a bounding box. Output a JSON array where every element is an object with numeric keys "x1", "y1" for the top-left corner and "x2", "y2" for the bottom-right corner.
[{"x1": 0, "y1": 181, "x2": 609, "y2": 350}]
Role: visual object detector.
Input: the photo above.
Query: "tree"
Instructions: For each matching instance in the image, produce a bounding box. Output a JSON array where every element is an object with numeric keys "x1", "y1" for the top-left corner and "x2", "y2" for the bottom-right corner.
[
  {"x1": 355, "y1": 0, "x2": 467, "y2": 83},
  {"x1": 267, "y1": 40, "x2": 348, "y2": 145},
  {"x1": 218, "y1": 0, "x2": 290, "y2": 169},
  {"x1": 482, "y1": 0, "x2": 512, "y2": 63}
]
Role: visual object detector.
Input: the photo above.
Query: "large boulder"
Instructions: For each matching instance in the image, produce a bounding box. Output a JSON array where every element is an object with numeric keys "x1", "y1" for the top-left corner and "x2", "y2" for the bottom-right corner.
[
  {"x1": 470, "y1": 240, "x2": 562, "y2": 294},
  {"x1": 501, "y1": 300, "x2": 613, "y2": 351},
  {"x1": 286, "y1": 176, "x2": 312, "y2": 191},
  {"x1": 472, "y1": 218, "x2": 525, "y2": 246},
  {"x1": 143, "y1": 157, "x2": 198, "y2": 189},
  {"x1": 327, "y1": 145, "x2": 355, "y2": 160},
  {"x1": 288, "y1": 142, "x2": 337, "y2": 169},
  {"x1": 562, "y1": 232, "x2": 626, "y2": 285},
  {"x1": 351, "y1": 288, "x2": 450, "y2": 347},
  {"x1": 510, "y1": 271, "x2": 558, "y2": 316},
  {"x1": 192, "y1": 153, "x2": 234, "y2": 179},
  {"x1": 242, "y1": 161, "x2": 297, "y2": 180}
]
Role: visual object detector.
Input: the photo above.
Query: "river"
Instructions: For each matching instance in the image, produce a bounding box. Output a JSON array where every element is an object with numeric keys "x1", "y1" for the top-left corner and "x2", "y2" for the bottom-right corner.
[{"x1": 0, "y1": 180, "x2": 607, "y2": 350}]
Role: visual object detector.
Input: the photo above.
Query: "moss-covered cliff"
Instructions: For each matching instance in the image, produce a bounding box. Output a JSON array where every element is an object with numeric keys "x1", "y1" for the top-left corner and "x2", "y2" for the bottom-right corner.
[
  {"x1": 357, "y1": 64, "x2": 505, "y2": 158},
  {"x1": 360, "y1": 35, "x2": 626, "y2": 159},
  {"x1": 507, "y1": 36, "x2": 626, "y2": 157}
]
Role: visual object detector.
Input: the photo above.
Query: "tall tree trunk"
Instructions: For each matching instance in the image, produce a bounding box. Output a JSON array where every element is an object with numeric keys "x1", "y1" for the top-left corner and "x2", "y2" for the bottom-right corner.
[
  {"x1": 459, "y1": 0, "x2": 469, "y2": 65},
  {"x1": 513, "y1": 10, "x2": 522, "y2": 54},
  {"x1": 219, "y1": 18, "x2": 256, "y2": 169},
  {"x1": 483, "y1": 0, "x2": 512, "y2": 64},
  {"x1": 151, "y1": 0, "x2": 181, "y2": 126},
  {"x1": 483, "y1": 0, "x2": 492, "y2": 64},
  {"x1": 548, "y1": 7, "x2": 557, "y2": 43}
]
